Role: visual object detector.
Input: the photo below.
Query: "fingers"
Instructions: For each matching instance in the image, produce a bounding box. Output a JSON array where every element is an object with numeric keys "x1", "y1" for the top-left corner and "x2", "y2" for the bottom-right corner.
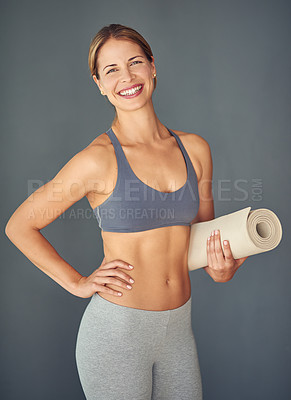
[
  {"x1": 96, "y1": 259, "x2": 135, "y2": 297},
  {"x1": 98, "y1": 268, "x2": 135, "y2": 286},
  {"x1": 209, "y1": 230, "x2": 218, "y2": 266},
  {"x1": 206, "y1": 235, "x2": 212, "y2": 268},
  {"x1": 97, "y1": 276, "x2": 133, "y2": 292},
  {"x1": 100, "y1": 259, "x2": 134, "y2": 271},
  {"x1": 213, "y1": 230, "x2": 226, "y2": 265},
  {"x1": 94, "y1": 283, "x2": 124, "y2": 297},
  {"x1": 207, "y1": 230, "x2": 231, "y2": 270},
  {"x1": 96, "y1": 275, "x2": 134, "y2": 289},
  {"x1": 222, "y1": 238, "x2": 234, "y2": 265}
]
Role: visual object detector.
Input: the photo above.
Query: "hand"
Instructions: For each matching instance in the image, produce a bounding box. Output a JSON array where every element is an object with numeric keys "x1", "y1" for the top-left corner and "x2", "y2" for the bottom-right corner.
[
  {"x1": 73, "y1": 257, "x2": 135, "y2": 298},
  {"x1": 203, "y1": 229, "x2": 248, "y2": 282}
]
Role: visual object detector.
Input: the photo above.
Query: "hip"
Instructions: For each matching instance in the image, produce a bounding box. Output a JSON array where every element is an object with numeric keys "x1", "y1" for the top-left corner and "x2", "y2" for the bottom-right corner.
[{"x1": 76, "y1": 290, "x2": 193, "y2": 347}]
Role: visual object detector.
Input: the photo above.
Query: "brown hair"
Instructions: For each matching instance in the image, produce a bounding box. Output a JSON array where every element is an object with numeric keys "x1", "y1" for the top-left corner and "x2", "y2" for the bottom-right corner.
[{"x1": 88, "y1": 24, "x2": 157, "y2": 90}]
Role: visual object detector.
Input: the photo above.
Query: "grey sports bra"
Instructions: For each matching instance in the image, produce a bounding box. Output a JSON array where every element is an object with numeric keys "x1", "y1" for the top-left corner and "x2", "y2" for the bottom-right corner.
[{"x1": 93, "y1": 127, "x2": 200, "y2": 232}]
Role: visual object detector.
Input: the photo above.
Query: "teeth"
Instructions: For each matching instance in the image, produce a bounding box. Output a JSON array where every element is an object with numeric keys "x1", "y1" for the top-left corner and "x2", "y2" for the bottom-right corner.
[{"x1": 120, "y1": 85, "x2": 142, "y2": 96}]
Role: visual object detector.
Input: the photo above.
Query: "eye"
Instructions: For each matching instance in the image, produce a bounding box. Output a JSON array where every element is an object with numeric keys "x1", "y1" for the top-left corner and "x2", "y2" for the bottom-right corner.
[
  {"x1": 106, "y1": 61, "x2": 142, "y2": 75},
  {"x1": 131, "y1": 60, "x2": 142, "y2": 66},
  {"x1": 106, "y1": 68, "x2": 117, "y2": 75}
]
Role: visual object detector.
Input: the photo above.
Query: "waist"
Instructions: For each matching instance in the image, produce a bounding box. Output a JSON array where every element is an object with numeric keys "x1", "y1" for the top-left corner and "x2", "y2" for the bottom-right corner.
[
  {"x1": 99, "y1": 225, "x2": 191, "y2": 310},
  {"x1": 94, "y1": 291, "x2": 192, "y2": 315},
  {"x1": 98, "y1": 257, "x2": 191, "y2": 311},
  {"x1": 98, "y1": 272, "x2": 191, "y2": 311}
]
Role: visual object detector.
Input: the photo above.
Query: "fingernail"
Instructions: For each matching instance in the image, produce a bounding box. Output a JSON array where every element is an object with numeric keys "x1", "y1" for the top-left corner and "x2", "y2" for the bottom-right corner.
[
  {"x1": 215, "y1": 230, "x2": 219, "y2": 235},
  {"x1": 211, "y1": 231, "x2": 214, "y2": 236},
  {"x1": 127, "y1": 285, "x2": 132, "y2": 289},
  {"x1": 129, "y1": 265, "x2": 134, "y2": 269},
  {"x1": 129, "y1": 278, "x2": 134, "y2": 283},
  {"x1": 224, "y1": 240, "x2": 228, "y2": 245}
]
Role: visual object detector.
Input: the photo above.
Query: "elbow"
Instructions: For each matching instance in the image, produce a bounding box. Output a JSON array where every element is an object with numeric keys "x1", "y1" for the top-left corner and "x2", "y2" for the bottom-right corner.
[
  {"x1": 5, "y1": 219, "x2": 17, "y2": 240},
  {"x1": 5, "y1": 218, "x2": 27, "y2": 240},
  {"x1": 5, "y1": 218, "x2": 39, "y2": 239},
  {"x1": 5, "y1": 219, "x2": 12, "y2": 237}
]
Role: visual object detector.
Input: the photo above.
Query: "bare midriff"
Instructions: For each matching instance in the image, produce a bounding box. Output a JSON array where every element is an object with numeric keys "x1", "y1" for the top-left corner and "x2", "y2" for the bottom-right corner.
[{"x1": 98, "y1": 224, "x2": 192, "y2": 311}]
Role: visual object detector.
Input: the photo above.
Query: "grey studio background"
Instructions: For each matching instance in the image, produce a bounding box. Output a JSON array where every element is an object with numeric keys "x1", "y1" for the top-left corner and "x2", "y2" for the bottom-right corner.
[{"x1": 1, "y1": 0, "x2": 290, "y2": 399}]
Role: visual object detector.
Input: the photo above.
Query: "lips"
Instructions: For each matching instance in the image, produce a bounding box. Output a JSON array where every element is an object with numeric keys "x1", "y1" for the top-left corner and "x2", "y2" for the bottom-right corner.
[{"x1": 117, "y1": 84, "x2": 143, "y2": 95}]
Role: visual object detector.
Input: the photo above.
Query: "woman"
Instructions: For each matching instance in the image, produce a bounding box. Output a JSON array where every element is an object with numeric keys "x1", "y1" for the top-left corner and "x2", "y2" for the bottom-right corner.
[{"x1": 5, "y1": 24, "x2": 248, "y2": 400}]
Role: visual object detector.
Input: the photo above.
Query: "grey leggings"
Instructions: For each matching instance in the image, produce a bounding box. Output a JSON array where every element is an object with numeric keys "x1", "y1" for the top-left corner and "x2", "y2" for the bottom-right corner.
[{"x1": 75, "y1": 293, "x2": 203, "y2": 400}]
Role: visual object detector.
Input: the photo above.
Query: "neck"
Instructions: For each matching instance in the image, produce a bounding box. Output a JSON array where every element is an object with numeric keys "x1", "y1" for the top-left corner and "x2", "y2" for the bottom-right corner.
[{"x1": 111, "y1": 99, "x2": 167, "y2": 144}]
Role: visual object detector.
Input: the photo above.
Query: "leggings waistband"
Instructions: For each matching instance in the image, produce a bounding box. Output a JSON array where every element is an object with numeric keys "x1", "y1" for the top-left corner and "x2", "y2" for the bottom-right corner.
[{"x1": 91, "y1": 292, "x2": 192, "y2": 321}]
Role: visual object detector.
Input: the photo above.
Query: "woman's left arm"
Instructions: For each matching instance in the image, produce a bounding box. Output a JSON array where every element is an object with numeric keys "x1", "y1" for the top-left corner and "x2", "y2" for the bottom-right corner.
[{"x1": 189, "y1": 134, "x2": 248, "y2": 282}]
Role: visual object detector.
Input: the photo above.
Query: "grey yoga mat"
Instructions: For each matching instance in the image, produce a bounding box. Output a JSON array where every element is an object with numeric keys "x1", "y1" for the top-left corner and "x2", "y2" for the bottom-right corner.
[{"x1": 188, "y1": 206, "x2": 283, "y2": 271}]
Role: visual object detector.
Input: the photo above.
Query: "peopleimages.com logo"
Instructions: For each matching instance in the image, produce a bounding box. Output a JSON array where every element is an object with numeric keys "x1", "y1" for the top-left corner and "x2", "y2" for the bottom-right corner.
[
  {"x1": 216, "y1": 178, "x2": 263, "y2": 202},
  {"x1": 25, "y1": 177, "x2": 263, "y2": 220},
  {"x1": 27, "y1": 177, "x2": 263, "y2": 202}
]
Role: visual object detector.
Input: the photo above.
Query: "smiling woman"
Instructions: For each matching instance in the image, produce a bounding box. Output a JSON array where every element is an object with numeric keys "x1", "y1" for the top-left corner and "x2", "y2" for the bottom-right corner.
[
  {"x1": 73, "y1": 24, "x2": 205, "y2": 399},
  {"x1": 88, "y1": 24, "x2": 157, "y2": 125},
  {"x1": 5, "y1": 22, "x2": 245, "y2": 400}
]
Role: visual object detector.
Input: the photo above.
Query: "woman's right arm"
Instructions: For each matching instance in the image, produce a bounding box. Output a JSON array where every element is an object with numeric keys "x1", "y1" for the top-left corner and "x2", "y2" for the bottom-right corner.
[{"x1": 4, "y1": 145, "x2": 134, "y2": 298}]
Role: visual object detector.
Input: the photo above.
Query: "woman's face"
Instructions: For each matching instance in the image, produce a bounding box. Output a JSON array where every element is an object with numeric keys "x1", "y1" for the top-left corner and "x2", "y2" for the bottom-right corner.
[{"x1": 93, "y1": 38, "x2": 156, "y2": 112}]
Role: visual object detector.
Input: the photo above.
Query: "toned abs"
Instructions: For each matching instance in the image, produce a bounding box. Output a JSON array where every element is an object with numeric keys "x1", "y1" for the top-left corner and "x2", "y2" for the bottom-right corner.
[{"x1": 86, "y1": 129, "x2": 202, "y2": 310}]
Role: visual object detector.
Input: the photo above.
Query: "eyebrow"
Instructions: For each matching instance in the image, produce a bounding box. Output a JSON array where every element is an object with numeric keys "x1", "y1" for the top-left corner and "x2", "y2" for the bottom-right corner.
[{"x1": 103, "y1": 55, "x2": 144, "y2": 71}]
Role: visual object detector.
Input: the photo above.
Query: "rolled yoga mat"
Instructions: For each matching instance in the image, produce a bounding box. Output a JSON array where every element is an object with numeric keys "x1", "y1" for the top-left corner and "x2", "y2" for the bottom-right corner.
[{"x1": 188, "y1": 206, "x2": 283, "y2": 271}]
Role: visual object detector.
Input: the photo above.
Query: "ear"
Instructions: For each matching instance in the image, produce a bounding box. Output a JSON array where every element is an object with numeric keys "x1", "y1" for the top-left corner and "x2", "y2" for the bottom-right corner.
[
  {"x1": 92, "y1": 74, "x2": 102, "y2": 91},
  {"x1": 150, "y1": 56, "x2": 156, "y2": 75}
]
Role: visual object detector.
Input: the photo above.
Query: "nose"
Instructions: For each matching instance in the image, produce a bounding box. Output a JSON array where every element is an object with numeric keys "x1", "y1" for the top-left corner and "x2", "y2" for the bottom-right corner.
[{"x1": 120, "y1": 67, "x2": 134, "y2": 82}]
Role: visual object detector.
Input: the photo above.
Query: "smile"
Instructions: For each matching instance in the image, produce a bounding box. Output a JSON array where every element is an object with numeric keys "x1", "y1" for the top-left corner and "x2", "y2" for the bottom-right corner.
[{"x1": 118, "y1": 84, "x2": 143, "y2": 98}]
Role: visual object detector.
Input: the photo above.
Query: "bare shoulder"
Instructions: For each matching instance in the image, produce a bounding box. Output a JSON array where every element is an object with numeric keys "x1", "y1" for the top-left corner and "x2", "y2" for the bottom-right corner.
[
  {"x1": 171, "y1": 128, "x2": 211, "y2": 154},
  {"x1": 83, "y1": 131, "x2": 113, "y2": 159},
  {"x1": 86, "y1": 131, "x2": 112, "y2": 149},
  {"x1": 171, "y1": 128, "x2": 213, "y2": 181},
  {"x1": 76, "y1": 131, "x2": 115, "y2": 175},
  {"x1": 51, "y1": 131, "x2": 115, "y2": 197}
]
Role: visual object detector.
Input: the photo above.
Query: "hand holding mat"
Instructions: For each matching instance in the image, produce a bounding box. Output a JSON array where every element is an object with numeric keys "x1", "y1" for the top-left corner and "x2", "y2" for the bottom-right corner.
[{"x1": 188, "y1": 207, "x2": 283, "y2": 271}]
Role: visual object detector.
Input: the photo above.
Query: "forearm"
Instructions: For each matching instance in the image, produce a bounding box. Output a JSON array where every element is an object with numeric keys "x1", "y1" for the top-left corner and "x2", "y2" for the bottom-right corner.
[{"x1": 5, "y1": 225, "x2": 83, "y2": 296}]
